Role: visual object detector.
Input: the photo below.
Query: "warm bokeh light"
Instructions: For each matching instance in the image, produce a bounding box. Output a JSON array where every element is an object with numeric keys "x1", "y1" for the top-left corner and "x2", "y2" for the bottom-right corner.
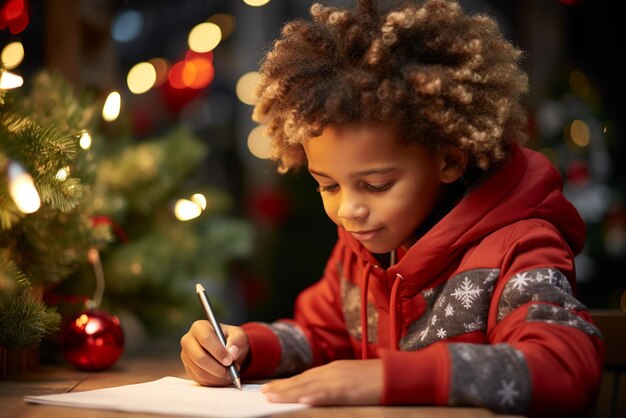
[
  {"x1": 75, "y1": 314, "x2": 89, "y2": 328},
  {"x1": 188, "y1": 22, "x2": 221, "y2": 53},
  {"x1": 8, "y1": 161, "x2": 41, "y2": 214},
  {"x1": 569, "y1": 70, "x2": 589, "y2": 98},
  {"x1": 236, "y1": 71, "x2": 261, "y2": 105},
  {"x1": 208, "y1": 14, "x2": 236, "y2": 40},
  {"x1": 568, "y1": 119, "x2": 590, "y2": 147},
  {"x1": 247, "y1": 125, "x2": 272, "y2": 159},
  {"x1": 55, "y1": 167, "x2": 69, "y2": 181},
  {"x1": 127, "y1": 61, "x2": 157, "y2": 94},
  {"x1": 168, "y1": 57, "x2": 214, "y2": 90},
  {"x1": 243, "y1": 0, "x2": 271, "y2": 6},
  {"x1": 174, "y1": 199, "x2": 202, "y2": 221},
  {"x1": 148, "y1": 58, "x2": 170, "y2": 86},
  {"x1": 1, "y1": 41, "x2": 24, "y2": 69},
  {"x1": 130, "y1": 262, "x2": 142, "y2": 275},
  {"x1": 102, "y1": 91, "x2": 121, "y2": 122},
  {"x1": 0, "y1": 70, "x2": 24, "y2": 89},
  {"x1": 79, "y1": 131, "x2": 92, "y2": 149},
  {"x1": 191, "y1": 193, "x2": 207, "y2": 210}
]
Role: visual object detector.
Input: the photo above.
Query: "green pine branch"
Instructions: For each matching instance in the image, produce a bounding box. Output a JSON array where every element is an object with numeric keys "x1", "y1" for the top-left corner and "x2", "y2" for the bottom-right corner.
[{"x1": 0, "y1": 255, "x2": 60, "y2": 350}]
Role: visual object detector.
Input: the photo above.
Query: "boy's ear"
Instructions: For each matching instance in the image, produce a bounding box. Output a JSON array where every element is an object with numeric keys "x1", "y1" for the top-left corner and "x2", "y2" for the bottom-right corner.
[{"x1": 438, "y1": 146, "x2": 467, "y2": 184}]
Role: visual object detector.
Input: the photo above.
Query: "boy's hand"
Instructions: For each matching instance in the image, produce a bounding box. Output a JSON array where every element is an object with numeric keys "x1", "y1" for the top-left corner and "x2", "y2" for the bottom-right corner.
[
  {"x1": 180, "y1": 320, "x2": 249, "y2": 386},
  {"x1": 261, "y1": 359, "x2": 382, "y2": 405}
]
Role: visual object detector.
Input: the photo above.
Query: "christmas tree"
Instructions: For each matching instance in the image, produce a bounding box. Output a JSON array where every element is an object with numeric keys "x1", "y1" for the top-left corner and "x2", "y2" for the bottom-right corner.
[
  {"x1": 1, "y1": 66, "x2": 254, "y2": 364},
  {"x1": 1, "y1": 70, "x2": 107, "y2": 352}
]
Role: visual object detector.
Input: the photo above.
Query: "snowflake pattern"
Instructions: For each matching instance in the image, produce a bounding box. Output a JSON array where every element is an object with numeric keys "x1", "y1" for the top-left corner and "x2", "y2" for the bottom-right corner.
[
  {"x1": 400, "y1": 268, "x2": 498, "y2": 350},
  {"x1": 436, "y1": 328, "x2": 447, "y2": 339},
  {"x1": 508, "y1": 272, "x2": 532, "y2": 293},
  {"x1": 497, "y1": 268, "x2": 587, "y2": 322},
  {"x1": 497, "y1": 380, "x2": 520, "y2": 406},
  {"x1": 451, "y1": 276, "x2": 483, "y2": 309},
  {"x1": 449, "y1": 344, "x2": 530, "y2": 414},
  {"x1": 526, "y1": 304, "x2": 602, "y2": 338}
]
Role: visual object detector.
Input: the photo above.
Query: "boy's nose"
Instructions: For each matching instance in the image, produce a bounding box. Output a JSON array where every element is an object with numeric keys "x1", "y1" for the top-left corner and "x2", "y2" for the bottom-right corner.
[{"x1": 337, "y1": 194, "x2": 368, "y2": 220}]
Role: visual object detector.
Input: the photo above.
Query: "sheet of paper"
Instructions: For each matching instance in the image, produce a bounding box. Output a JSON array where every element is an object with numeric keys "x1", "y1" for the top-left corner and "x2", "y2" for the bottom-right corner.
[{"x1": 24, "y1": 376, "x2": 308, "y2": 418}]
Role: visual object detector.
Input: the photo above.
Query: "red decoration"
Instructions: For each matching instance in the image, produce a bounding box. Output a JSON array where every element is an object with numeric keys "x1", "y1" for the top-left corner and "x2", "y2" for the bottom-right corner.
[{"x1": 60, "y1": 310, "x2": 124, "y2": 371}]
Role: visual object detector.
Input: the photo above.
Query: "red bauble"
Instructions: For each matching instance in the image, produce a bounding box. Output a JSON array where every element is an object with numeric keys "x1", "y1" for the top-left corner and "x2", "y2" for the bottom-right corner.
[{"x1": 60, "y1": 310, "x2": 124, "y2": 371}]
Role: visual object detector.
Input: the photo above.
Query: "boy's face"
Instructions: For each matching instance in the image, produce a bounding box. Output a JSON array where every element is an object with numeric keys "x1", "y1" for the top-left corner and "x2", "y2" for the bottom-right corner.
[{"x1": 304, "y1": 124, "x2": 453, "y2": 254}]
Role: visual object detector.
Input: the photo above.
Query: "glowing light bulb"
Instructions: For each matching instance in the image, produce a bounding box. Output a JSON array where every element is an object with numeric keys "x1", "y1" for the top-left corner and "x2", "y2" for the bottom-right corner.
[
  {"x1": 174, "y1": 199, "x2": 202, "y2": 221},
  {"x1": 0, "y1": 70, "x2": 24, "y2": 89},
  {"x1": 247, "y1": 125, "x2": 272, "y2": 159},
  {"x1": 127, "y1": 62, "x2": 157, "y2": 94},
  {"x1": 188, "y1": 22, "x2": 221, "y2": 53},
  {"x1": 1, "y1": 41, "x2": 25, "y2": 69},
  {"x1": 79, "y1": 131, "x2": 92, "y2": 149},
  {"x1": 243, "y1": 0, "x2": 271, "y2": 6},
  {"x1": 102, "y1": 91, "x2": 121, "y2": 122},
  {"x1": 236, "y1": 71, "x2": 261, "y2": 105},
  {"x1": 191, "y1": 193, "x2": 207, "y2": 210},
  {"x1": 55, "y1": 167, "x2": 70, "y2": 181},
  {"x1": 8, "y1": 161, "x2": 41, "y2": 214}
]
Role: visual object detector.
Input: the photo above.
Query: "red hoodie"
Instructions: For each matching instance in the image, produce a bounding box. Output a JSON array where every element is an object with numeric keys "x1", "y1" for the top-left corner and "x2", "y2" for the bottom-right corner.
[{"x1": 241, "y1": 145, "x2": 605, "y2": 417}]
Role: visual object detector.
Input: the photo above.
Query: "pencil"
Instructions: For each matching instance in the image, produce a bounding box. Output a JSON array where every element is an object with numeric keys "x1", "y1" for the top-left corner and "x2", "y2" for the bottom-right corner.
[{"x1": 195, "y1": 283, "x2": 242, "y2": 390}]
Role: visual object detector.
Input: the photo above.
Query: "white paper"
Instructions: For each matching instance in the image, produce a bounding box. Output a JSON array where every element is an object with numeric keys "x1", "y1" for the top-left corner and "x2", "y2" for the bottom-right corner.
[{"x1": 24, "y1": 376, "x2": 308, "y2": 418}]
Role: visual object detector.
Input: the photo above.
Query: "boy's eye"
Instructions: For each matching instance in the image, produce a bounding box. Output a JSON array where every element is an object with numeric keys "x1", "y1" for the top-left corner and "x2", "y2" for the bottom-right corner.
[
  {"x1": 316, "y1": 184, "x2": 339, "y2": 193},
  {"x1": 363, "y1": 182, "x2": 393, "y2": 192}
]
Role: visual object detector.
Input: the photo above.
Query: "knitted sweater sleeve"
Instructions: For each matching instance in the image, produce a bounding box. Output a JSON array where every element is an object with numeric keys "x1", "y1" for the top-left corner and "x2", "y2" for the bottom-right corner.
[{"x1": 240, "y1": 239, "x2": 354, "y2": 379}]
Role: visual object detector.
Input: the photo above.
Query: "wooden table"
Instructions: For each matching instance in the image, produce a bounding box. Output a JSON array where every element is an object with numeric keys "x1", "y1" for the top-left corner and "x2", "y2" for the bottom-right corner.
[{"x1": 0, "y1": 346, "x2": 522, "y2": 418}]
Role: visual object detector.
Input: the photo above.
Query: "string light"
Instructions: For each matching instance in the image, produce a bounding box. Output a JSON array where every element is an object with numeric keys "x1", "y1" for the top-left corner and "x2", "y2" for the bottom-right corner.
[
  {"x1": 127, "y1": 62, "x2": 156, "y2": 94},
  {"x1": 243, "y1": 0, "x2": 271, "y2": 6},
  {"x1": 188, "y1": 22, "x2": 221, "y2": 53},
  {"x1": 102, "y1": 91, "x2": 121, "y2": 122},
  {"x1": 7, "y1": 161, "x2": 41, "y2": 214},
  {"x1": 236, "y1": 71, "x2": 261, "y2": 105},
  {"x1": 0, "y1": 70, "x2": 24, "y2": 89},
  {"x1": 174, "y1": 199, "x2": 202, "y2": 221},
  {"x1": 247, "y1": 126, "x2": 272, "y2": 159},
  {"x1": 55, "y1": 167, "x2": 70, "y2": 181},
  {"x1": 79, "y1": 131, "x2": 92, "y2": 149},
  {"x1": 190, "y1": 193, "x2": 207, "y2": 210},
  {"x1": 1, "y1": 41, "x2": 25, "y2": 69},
  {"x1": 568, "y1": 119, "x2": 590, "y2": 148}
]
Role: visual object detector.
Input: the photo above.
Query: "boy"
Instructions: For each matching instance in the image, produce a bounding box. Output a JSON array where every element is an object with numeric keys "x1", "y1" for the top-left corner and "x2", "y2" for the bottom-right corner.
[{"x1": 180, "y1": 1, "x2": 604, "y2": 416}]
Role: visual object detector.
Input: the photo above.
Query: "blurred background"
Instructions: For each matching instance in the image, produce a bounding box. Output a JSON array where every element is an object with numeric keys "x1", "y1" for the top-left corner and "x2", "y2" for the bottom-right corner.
[{"x1": 1, "y1": 0, "x2": 624, "y2": 356}]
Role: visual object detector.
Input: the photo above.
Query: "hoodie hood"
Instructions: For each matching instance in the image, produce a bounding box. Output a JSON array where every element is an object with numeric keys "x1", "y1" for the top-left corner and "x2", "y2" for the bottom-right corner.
[{"x1": 340, "y1": 144, "x2": 585, "y2": 292}]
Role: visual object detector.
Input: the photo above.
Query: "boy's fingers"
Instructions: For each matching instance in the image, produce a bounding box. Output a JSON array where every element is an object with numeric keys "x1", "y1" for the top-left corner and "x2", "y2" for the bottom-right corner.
[
  {"x1": 189, "y1": 320, "x2": 232, "y2": 366},
  {"x1": 181, "y1": 331, "x2": 231, "y2": 376}
]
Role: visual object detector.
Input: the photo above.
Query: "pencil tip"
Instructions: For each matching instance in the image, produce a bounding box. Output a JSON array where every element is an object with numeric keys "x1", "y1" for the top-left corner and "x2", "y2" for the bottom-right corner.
[
  {"x1": 234, "y1": 378, "x2": 242, "y2": 390},
  {"x1": 195, "y1": 283, "x2": 205, "y2": 293}
]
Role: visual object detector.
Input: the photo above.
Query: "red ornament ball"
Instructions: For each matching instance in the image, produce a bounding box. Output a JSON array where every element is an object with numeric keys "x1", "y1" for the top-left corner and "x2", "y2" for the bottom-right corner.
[{"x1": 60, "y1": 310, "x2": 124, "y2": 371}]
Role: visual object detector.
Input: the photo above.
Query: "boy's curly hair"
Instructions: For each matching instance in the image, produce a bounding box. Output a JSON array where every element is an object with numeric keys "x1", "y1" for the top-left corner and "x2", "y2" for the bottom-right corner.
[{"x1": 252, "y1": 0, "x2": 529, "y2": 173}]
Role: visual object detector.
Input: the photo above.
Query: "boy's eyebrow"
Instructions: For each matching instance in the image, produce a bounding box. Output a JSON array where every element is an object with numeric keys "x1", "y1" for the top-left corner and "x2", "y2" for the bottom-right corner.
[{"x1": 308, "y1": 167, "x2": 396, "y2": 178}]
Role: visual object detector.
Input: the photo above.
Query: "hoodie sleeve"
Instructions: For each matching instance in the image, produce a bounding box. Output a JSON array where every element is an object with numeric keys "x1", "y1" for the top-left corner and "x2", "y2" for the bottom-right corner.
[
  {"x1": 379, "y1": 221, "x2": 604, "y2": 418},
  {"x1": 240, "y1": 239, "x2": 354, "y2": 379}
]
